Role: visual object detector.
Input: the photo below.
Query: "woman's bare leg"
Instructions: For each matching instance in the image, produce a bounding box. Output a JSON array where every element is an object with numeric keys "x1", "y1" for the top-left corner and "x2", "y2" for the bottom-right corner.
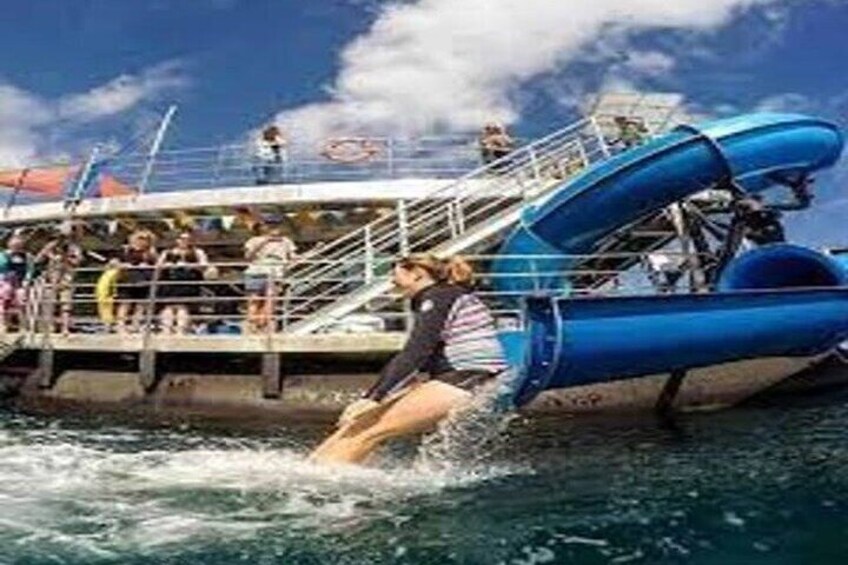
[
  {"x1": 175, "y1": 305, "x2": 190, "y2": 335},
  {"x1": 310, "y1": 381, "x2": 472, "y2": 465},
  {"x1": 116, "y1": 302, "x2": 129, "y2": 335},
  {"x1": 160, "y1": 306, "x2": 175, "y2": 334}
]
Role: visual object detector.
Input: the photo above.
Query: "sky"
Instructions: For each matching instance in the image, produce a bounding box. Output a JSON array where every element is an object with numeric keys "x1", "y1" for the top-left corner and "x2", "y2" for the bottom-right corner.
[{"x1": 0, "y1": 0, "x2": 846, "y2": 244}]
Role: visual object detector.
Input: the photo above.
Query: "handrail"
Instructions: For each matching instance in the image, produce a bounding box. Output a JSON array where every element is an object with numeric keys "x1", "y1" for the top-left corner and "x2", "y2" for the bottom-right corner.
[
  {"x1": 7, "y1": 249, "x2": 709, "y2": 338},
  {"x1": 279, "y1": 117, "x2": 608, "y2": 332}
]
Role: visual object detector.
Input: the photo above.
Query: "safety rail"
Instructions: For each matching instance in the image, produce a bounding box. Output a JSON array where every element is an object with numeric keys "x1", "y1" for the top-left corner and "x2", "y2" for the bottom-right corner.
[
  {"x1": 4, "y1": 135, "x2": 496, "y2": 208},
  {"x1": 280, "y1": 117, "x2": 610, "y2": 334},
  {"x1": 7, "y1": 251, "x2": 703, "y2": 341}
]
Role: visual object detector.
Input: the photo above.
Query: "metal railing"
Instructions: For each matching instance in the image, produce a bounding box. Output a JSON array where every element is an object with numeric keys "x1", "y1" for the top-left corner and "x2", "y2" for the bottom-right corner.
[
  {"x1": 278, "y1": 117, "x2": 610, "y2": 333},
  {"x1": 4, "y1": 135, "x2": 499, "y2": 207},
  {"x1": 7, "y1": 251, "x2": 703, "y2": 340}
]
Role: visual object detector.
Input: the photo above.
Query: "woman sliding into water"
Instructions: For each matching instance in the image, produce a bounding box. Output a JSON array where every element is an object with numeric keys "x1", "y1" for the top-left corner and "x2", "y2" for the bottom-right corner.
[{"x1": 310, "y1": 254, "x2": 509, "y2": 465}]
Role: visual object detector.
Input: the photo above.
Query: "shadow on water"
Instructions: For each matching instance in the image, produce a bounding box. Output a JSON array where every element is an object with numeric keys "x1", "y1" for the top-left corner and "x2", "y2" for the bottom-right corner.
[{"x1": 1, "y1": 391, "x2": 848, "y2": 563}]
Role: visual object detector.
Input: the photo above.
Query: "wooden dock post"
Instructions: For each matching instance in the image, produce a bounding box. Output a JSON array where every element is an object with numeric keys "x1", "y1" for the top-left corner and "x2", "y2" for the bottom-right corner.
[
  {"x1": 37, "y1": 347, "x2": 56, "y2": 389},
  {"x1": 139, "y1": 349, "x2": 160, "y2": 393},
  {"x1": 261, "y1": 352, "x2": 282, "y2": 399}
]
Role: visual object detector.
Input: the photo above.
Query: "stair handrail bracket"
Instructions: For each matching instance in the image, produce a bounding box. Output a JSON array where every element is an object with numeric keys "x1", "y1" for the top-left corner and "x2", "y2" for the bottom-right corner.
[{"x1": 284, "y1": 116, "x2": 612, "y2": 334}]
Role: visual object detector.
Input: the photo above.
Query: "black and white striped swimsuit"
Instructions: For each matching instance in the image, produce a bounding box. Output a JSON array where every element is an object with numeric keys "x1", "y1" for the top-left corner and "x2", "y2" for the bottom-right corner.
[{"x1": 365, "y1": 283, "x2": 508, "y2": 401}]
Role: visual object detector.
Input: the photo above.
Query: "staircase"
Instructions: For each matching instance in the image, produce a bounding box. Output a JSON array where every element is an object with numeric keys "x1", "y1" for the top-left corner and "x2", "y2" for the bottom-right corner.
[{"x1": 282, "y1": 117, "x2": 612, "y2": 334}]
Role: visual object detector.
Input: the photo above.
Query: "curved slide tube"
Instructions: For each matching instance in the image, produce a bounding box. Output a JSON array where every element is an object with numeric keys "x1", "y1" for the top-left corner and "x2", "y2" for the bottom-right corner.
[
  {"x1": 492, "y1": 113, "x2": 844, "y2": 293},
  {"x1": 517, "y1": 281, "x2": 848, "y2": 406}
]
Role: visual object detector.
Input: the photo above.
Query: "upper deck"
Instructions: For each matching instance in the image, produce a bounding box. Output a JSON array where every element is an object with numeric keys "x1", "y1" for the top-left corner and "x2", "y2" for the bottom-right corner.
[{"x1": 0, "y1": 134, "x2": 488, "y2": 226}]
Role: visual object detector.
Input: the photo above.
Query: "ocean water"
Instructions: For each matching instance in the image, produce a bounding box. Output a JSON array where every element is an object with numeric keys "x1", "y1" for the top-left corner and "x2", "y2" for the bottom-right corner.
[{"x1": 0, "y1": 395, "x2": 847, "y2": 564}]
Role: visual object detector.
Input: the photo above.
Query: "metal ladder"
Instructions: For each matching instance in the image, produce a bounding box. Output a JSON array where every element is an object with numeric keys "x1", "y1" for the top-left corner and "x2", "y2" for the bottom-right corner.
[{"x1": 283, "y1": 117, "x2": 612, "y2": 334}]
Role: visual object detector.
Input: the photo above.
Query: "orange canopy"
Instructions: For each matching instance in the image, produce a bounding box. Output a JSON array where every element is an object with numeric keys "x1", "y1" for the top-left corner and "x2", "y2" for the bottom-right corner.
[
  {"x1": 0, "y1": 166, "x2": 78, "y2": 196},
  {"x1": 0, "y1": 166, "x2": 135, "y2": 198}
]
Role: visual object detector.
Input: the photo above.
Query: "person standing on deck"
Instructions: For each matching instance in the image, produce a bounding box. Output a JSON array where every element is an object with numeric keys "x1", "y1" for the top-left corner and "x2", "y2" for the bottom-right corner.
[
  {"x1": 157, "y1": 231, "x2": 208, "y2": 334},
  {"x1": 34, "y1": 222, "x2": 83, "y2": 336},
  {"x1": 311, "y1": 254, "x2": 509, "y2": 465},
  {"x1": 243, "y1": 222, "x2": 297, "y2": 334},
  {"x1": 479, "y1": 123, "x2": 515, "y2": 168},
  {"x1": 115, "y1": 230, "x2": 158, "y2": 335},
  {"x1": 611, "y1": 116, "x2": 649, "y2": 150},
  {"x1": 0, "y1": 234, "x2": 33, "y2": 334},
  {"x1": 255, "y1": 125, "x2": 287, "y2": 185}
]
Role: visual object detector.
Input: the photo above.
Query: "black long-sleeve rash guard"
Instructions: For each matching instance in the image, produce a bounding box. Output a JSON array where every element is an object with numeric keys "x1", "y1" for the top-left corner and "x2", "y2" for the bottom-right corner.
[{"x1": 364, "y1": 283, "x2": 467, "y2": 401}]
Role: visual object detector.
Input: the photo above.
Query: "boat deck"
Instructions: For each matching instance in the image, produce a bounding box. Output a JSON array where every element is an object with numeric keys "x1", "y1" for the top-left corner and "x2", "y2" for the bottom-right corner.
[{"x1": 18, "y1": 331, "x2": 404, "y2": 354}]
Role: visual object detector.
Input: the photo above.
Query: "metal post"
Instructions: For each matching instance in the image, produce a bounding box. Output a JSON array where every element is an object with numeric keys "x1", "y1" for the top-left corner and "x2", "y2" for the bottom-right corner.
[
  {"x1": 576, "y1": 139, "x2": 589, "y2": 168},
  {"x1": 446, "y1": 202, "x2": 458, "y2": 238},
  {"x1": 66, "y1": 145, "x2": 100, "y2": 209},
  {"x1": 670, "y1": 203, "x2": 707, "y2": 292},
  {"x1": 397, "y1": 200, "x2": 410, "y2": 255},
  {"x1": 528, "y1": 147, "x2": 542, "y2": 182},
  {"x1": 265, "y1": 267, "x2": 278, "y2": 346},
  {"x1": 590, "y1": 116, "x2": 611, "y2": 158},
  {"x1": 386, "y1": 138, "x2": 395, "y2": 178},
  {"x1": 138, "y1": 105, "x2": 178, "y2": 195},
  {"x1": 454, "y1": 197, "x2": 466, "y2": 233},
  {"x1": 210, "y1": 145, "x2": 225, "y2": 187},
  {"x1": 364, "y1": 226, "x2": 375, "y2": 283}
]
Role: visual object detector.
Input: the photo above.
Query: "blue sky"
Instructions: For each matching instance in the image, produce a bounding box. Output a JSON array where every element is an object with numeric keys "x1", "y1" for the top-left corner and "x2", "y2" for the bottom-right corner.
[{"x1": 0, "y1": 0, "x2": 845, "y2": 243}]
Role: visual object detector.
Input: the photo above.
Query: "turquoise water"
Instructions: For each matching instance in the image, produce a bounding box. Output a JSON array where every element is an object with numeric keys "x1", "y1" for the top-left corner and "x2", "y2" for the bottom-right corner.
[{"x1": 1, "y1": 396, "x2": 847, "y2": 564}]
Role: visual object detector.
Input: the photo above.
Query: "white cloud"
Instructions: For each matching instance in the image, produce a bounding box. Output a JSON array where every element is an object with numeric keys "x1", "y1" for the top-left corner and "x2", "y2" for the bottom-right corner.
[
  {"x1": 272, "y1": 0, "x2": 777, "y2": 140},
  {"x1": 622, "y1": 50, "x2": 676, "y2": 78},
  {"x1": 58, "y1": 61, "x2": 187, "y2": 122},
  {"x1": 755, "y1": 92, "x2": 815, "y2": 113},
  {"x1": 0, "y1": 61, "x2": 187, "y2": 168},
  {"x1": 0, "y1": 84, "x2": 53, "y2": 166}
]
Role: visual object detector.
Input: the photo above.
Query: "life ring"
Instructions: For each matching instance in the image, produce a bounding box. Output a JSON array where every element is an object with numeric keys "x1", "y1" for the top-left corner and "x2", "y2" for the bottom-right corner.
[
  {"x1": 96, "y1": 267, "x2": 121, "y2": 324},
  {"x1": 321, "y1": 138, "x2": 382, "y2": 164}
]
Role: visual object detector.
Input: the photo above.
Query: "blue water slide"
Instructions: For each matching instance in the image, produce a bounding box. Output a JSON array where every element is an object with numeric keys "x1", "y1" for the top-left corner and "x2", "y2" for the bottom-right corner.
[
  {"x1": 492, "y1": 113, "x2": 844, "y2": 293},
  {"x1": 515, "y1": 286, "x2": 848, "y2": 405}
]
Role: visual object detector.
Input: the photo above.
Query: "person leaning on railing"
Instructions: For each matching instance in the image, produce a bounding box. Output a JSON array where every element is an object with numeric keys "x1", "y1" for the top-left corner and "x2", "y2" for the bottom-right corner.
[
  {"x1": 115, "y1": 229, "x2": 158, "y2": 335},
  {"x1": 157, "y1": 230, "x2": 208, "y2": 335},
  {"x1": 243, "y1": 222, "x2": 297, "y2": 334},
  {"x1": 33, "y1": 222, "x2": 82, "y2": 336},
  {"x1": 197, "y1": 265, "x2": 242, "y2": 334},
  {"x1": 478, "y1": 122, "x2": 515, "y2": 169},
  {"x1": 0, "y1": 233, "x2": 33, "y2": 335}
]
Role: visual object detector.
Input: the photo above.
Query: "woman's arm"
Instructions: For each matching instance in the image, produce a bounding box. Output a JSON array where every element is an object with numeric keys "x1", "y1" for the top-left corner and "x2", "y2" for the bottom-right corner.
[{"x1": 364, "y1": 290, "x2": 455, "y2": 401}]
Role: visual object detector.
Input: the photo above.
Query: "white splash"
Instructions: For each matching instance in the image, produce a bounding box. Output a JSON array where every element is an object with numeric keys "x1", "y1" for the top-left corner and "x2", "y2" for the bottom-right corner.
[{"x1": 0, "y1": 419, "x2": 523, "y2": 557}]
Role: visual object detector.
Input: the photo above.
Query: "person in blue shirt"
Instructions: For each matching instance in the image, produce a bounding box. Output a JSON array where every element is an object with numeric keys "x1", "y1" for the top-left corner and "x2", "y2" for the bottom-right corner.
[{"x1": 0, "y1": 234, "x2": 33, "y2": 334}]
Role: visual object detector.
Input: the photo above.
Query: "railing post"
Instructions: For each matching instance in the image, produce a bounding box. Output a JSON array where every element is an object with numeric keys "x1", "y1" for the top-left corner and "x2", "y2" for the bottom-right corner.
[
  {"x1": 528, "y1": 147, "x2": 542, "y2": 182},
  {"x1": 454, "y1": 197, "x2": 466, "y2": 234},
  {"x1": 397, "y1": 200, "x2": 410, "y2": 255},
  {"x1": 138, "y1": 105, "x2": 177, "y2": 195},
  {"x1": 576, "y1": 139, "x2": 589, "y2": 168},
  {"x1": 386, "y1": 138, "x2": 395, "y2": 178},
  {"x1": 66, "y1": 145, "x2": 100, "y2": 209},
  {"x1": 590, "y1": 116, "x2": 611, "y2": 159},
  {"x1": 446, "y1": 202, "x2": 458, "y2": 238},
  {"x1": 266, "y1": 267, "x2": 278, "y2": 345},
  {"x1": 210, "y1": 145, "x2": 225, "y2": 187},
  {"x1": 364, "y1": 226, "x2": 375, "y2": 283}
]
